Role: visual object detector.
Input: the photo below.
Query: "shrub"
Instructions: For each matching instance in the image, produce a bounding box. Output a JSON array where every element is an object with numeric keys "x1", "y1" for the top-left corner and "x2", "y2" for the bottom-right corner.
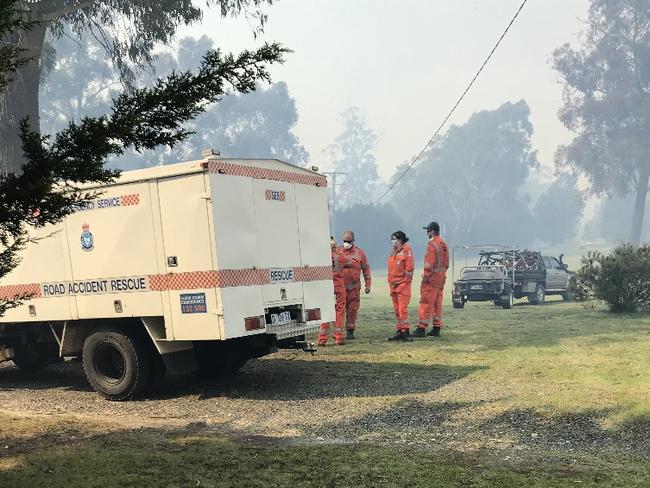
[{"x1": 570, "y1": 246, "x2": 650, "y2": 313}]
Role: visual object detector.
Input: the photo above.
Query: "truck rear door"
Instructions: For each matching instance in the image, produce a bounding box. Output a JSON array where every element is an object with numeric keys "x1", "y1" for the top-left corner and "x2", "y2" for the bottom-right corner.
[{"x1": 251, "y1": 179, "x2": 303, "y2": 304}]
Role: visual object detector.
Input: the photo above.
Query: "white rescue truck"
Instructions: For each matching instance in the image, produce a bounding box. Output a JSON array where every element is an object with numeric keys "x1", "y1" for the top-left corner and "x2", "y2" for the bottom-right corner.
[{"x1": 0, "y1": 155, "x2": 334, "y2": 400}]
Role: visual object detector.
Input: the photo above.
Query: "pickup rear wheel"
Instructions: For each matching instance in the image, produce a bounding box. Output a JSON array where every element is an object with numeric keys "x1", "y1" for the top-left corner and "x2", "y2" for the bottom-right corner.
[
  {"x1": 82, "y1": 327, "x2": 152, "y2": 401},
  {"x1": 501, "y1": 291, "x2": 514, "y2": 309},
  {"x1": 528, "y1": 284, "x2": 545, "y2": 305}
]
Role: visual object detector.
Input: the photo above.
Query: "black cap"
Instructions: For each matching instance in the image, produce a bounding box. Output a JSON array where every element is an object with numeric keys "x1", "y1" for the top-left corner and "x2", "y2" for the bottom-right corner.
[{"x1": 423, "y1": 221, "x2": 440, "y2": 232}]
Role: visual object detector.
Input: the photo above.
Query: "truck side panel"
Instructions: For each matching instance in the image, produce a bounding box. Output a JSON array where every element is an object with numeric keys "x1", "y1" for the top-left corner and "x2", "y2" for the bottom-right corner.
[
  {"x1": 0, "y1": 222, "x2": 73, "y2": 322},
  {"x1": 68, "y1": 181, "x2": 164, "y2": 319},
  {"x1": 157, "y1": 173, "x2": 220, "y2": 340}
]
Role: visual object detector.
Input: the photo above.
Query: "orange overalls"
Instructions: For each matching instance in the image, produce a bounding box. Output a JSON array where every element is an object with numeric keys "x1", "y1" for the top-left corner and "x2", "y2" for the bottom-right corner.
[
  {"x1": 417, "y1": 235, "x2": 449, "y2": 330},
  {"x1": 388, "y1": 243, "x2": 414, "y2": 332},
  {"x1": 341, "y1": 245, "x2": 371, "y2": 332},
  {"x1": 318, "y1": 247, "x2": 347, "y2": 345}
]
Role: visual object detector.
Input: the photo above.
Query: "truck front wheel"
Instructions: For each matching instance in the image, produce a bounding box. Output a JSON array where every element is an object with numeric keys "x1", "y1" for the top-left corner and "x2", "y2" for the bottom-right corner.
[{"x1": 82, "y1": 327, "x2": 152, "y2": 401}]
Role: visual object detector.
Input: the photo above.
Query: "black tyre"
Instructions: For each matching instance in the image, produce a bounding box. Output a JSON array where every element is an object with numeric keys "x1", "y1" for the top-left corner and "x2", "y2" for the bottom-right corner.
[
  {"x1": 82, "y1": 327, "x2": 152, "y2": 401},
  {"x1": 528, "y1": 284, "x2": 545, "y2": 305},
  {"x1": 501, "y1": 292, "x2": 514, "y2": 309},
  {"x1": 453, "y1": 301, "x2": 465, "y2": 309},
  {"x1": 561, "y1": 291, "x2": 572, "y2": 302},
  {"x1": 12, "y1": 341, "x2": 59, "y2": 371}
]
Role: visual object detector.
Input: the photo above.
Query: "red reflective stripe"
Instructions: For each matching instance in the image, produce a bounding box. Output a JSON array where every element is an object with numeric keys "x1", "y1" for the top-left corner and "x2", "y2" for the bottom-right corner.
[{"x1": 208, "y1": 161, "x2": 327, "y2": 187}]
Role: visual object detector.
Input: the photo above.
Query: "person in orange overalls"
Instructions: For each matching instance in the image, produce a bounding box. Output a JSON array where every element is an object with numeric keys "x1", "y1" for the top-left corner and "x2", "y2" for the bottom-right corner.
[
  {"x1": 387, "y1": 231, "x2": 415, "y2": 342},
  {"x1": 317, "y1": 237, "x2": 347, "y2": 346},
  {"x1": 340, "y1": 230, "x2": 371, "y2": 340},
  {"x1": 416, "y1": 222, "x2": 449, "y2": 338}
]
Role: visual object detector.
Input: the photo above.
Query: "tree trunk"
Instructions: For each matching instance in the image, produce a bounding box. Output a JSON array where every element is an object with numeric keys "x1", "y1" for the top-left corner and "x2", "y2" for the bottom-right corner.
[
  {"x1": 629, "y1": 168, "x2": 649, "y2": 246},
  {"x1": 0, "y1": 21, "x2": 47, "y2": 176}
]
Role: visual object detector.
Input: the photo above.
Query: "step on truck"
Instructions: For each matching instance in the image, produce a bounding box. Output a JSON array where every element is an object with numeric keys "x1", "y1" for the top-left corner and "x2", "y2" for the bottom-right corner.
[
  {"x1": 0, "y1": 155, "x2": 335, "y2": 400},
  {"x1": 452, "y1": 249, "x2": 572, "y2": 309}
]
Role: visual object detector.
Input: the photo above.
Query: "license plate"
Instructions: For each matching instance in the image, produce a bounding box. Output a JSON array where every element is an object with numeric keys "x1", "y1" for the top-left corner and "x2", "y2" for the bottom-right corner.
[
  {"x1": 470, "y1": 284, "x2": 484, "y2": 290},
  {"x1": 271, "y1": 311, "x2": 292, "y2": 326}
]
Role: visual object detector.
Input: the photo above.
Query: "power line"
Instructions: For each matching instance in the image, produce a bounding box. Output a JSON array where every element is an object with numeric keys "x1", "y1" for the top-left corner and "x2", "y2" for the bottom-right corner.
[{"x1": 373, "y1": 0, "x2": 530, "y2": 205}]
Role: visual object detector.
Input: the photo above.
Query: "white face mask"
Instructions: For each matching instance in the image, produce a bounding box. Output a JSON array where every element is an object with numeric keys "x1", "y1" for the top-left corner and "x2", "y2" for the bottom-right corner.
[
  {"x1": 343, "y1": 242, "x2": 353, "y2": 250},
  {"x1": 391, "y1": 239, "x2": 397, "y2": 247}
]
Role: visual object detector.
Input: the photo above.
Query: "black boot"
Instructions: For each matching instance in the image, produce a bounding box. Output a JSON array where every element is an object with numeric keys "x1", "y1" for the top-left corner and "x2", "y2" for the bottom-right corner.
[
  {"x1": 426, "y1": 326, "x2": 441, "y2": 337},
  {"x1": 346, "y1": 330, "x2": 356, "y2": 340},
  {"x1": 388, "y1": 330, "x2": 413, "y2": 342},
  {"x1": 412, "y1": 328, "x2": 426, "y2": 338}
]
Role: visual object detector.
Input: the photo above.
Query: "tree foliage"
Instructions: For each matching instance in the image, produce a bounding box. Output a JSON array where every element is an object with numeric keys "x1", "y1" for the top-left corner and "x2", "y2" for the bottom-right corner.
[
  {"x1": 0, "y1": 1, "x2": 287, "y2": 313},
  {"x1": 327, "y1": 107, "x2": 380, "y2": 209},
  {"x1": 552, "y1": 0, "x2": 650, "y2": 245},
  {"x1": 531, "y1": 176, "x2": 585, "y2": 245},
  {"x1": 40, "y1": 33, "x2": 308, "y2": 168},
  {"x1": 0, "y1": 0, "x2": 31, "y2": 92},
  {"x1": 584, "y1": 194, "x2": 650, "y2": 244},
  {"x1": 570, "y1": 246, "x2": 650, "y2": 312},
  {"x1": 0, "y1": 0, "x2": 274, "y2": 174},
  {"x1": 389, "y1": 100, "x2": 539, "y2": 247},
  {"x1": 336, "y1": 204, "x2": 405, "y2": 269},
  {"x1": 40, "y1": 30, "x2": 121, "y2": 132}
]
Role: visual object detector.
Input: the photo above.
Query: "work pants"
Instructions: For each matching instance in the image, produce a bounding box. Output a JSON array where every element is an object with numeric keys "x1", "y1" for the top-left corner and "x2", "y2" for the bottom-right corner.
[
  {"x1": 318, "y1": 285, "x2": 346, "y2": 345},
  {"x1": 345, "y1": 286, "x2": 361, "y2": 331},
  {"x1": 418, "y1": 275, "x2": 446, "y2": 329},
  {"x1": 390, "y1": 281, "x2": 412, "y2": 332}
]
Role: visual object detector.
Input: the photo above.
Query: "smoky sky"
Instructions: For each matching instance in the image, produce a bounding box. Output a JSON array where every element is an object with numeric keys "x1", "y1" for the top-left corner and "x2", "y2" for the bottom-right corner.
[{"x1": 178, "y1": 0, "x2": 589, "y2": 182}]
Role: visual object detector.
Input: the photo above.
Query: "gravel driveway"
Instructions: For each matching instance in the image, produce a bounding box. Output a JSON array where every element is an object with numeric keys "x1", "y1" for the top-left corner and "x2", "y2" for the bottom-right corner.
[{"x1": 1, "y1": 351, "x2": 648, "y2": 463}]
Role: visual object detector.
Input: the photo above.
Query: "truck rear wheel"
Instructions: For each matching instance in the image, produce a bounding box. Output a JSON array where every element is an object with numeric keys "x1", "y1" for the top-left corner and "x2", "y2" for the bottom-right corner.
[
  {"x1": 12, "y1": 342, "x2": 59, "y2": 372},
  {"x1": 453, "y1": 301, "x2": 465, "y2": 309},
  {"x1": 82, "y1": 327, "x2": 152, "y2": 401}
]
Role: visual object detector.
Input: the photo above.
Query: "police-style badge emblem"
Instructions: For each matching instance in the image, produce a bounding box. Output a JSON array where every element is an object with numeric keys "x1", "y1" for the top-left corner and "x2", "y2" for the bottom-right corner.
[{"x1": 80, "y1": 223, "x2": 94, "y2": 252}]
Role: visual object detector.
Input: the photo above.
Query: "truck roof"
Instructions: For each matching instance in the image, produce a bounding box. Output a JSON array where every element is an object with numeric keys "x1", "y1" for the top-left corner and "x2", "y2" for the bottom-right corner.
[{"x1": 81, "y1": 158, "x2": 324, "y2": 189}]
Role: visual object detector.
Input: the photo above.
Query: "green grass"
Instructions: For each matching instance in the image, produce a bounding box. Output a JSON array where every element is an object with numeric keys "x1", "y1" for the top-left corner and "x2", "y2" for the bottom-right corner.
[
  {"x1": 339, "y1": 275, "x2": 650, "y2": 423},
  {"x1": 2, "y1": 272, "x2": 650, "y2": 486},
  {"x1": 1, "y1": 419, "x2": 649, "y2": 488}
]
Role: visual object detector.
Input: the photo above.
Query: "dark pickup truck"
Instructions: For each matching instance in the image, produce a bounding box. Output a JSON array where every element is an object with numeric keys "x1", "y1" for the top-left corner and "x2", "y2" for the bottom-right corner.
[{"x1": 451, "y1": 250, "x2": 572, "y2": 309}]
